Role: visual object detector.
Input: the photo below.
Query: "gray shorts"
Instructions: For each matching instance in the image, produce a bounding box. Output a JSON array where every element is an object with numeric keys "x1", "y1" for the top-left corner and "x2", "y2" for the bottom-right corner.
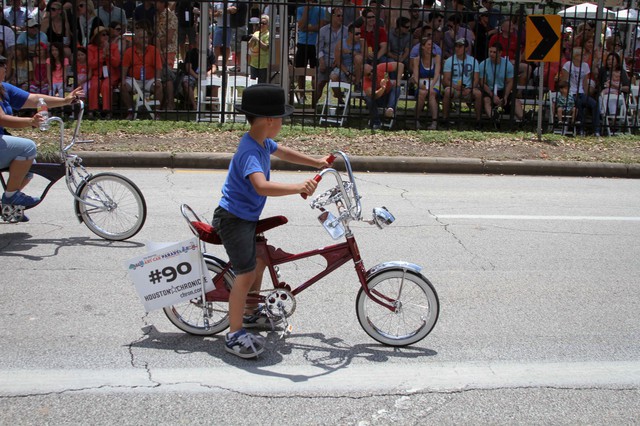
[
  {"x1": 211, "y1": 206, "x2": 257, "y2": 275},
  {"x1": 0, "y1": 135, "x2": 37, "y2": 173}
]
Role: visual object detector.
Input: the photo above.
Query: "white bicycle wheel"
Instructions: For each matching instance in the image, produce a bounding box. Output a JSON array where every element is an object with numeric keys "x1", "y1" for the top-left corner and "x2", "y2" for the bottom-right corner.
[
  {"x1": 163, "y1": 257, "x2": 233, "y2": 336},
  {"x1": 76, "y1": 173, "x2": 146, "y2": 241},
  {"x1": 356, "y1": 269, "x2": 439, "y2": 346}
]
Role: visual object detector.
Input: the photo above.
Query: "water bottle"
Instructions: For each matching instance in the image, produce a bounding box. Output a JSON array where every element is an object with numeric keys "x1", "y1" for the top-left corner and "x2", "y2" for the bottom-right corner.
[
  {"x1": 37, "y1": 98, "x2": 49, "y2": 131},
  {"x1": 140, "y1": 66, "x2": 145, "y2": 82}
]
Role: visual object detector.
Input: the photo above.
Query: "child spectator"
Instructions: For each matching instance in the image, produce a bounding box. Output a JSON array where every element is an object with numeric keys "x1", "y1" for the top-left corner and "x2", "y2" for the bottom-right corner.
[
  {"x1": 29, "y1": 43, "x2": 49, "y2": 95},
  {"x1": 75, "y1": 46, "x2": 90, "y2": 94},
  {"x1": 47, "y1": 42, "x2": 68, "y2": 97},
  {"x1": 8, "y1": 43, "x2": 30, "y2": 91},
  {"x1": 555, "y1": 79, "x2": 576, "y2": 127},
  {"x1": 212, "y1": 83, "x2": 329, "y2": 359}
]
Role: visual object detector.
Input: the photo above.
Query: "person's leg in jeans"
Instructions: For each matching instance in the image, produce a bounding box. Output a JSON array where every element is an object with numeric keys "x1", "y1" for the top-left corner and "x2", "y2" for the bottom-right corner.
[
  {"x1": 576, "y1": 93, "x2": 586, "y2": 133},
  {"x1": 577, "y1": 93, "x2": 601, "y2": 135}
]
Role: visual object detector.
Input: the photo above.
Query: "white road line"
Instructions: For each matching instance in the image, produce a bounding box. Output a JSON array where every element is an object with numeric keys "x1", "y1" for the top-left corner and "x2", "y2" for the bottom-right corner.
[
  {"x1": 1, "y1": 361, "x2": 639, "y2": 395},
  {"x1": 437, "y1": 215, "x2": 640, "y2": 221}
]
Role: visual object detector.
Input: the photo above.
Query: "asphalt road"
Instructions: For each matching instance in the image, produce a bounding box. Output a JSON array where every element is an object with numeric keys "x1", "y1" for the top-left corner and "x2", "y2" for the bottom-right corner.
[{"x1": 1, "y1": 169, "x2": 639, "y2": 424}]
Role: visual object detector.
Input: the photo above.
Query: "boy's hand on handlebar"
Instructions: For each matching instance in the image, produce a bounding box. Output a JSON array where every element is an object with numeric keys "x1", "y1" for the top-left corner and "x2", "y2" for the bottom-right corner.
[
  {"x1": 299, "y1": 178, "x2": 318, "y2": 197},
  {"x1": 318, "y1": 154, "x2": 334, "y2": 169}
]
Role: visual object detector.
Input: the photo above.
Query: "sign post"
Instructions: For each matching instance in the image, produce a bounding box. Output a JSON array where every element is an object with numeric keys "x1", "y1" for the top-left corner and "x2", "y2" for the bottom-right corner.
[{"x1": 525, "y1": 15, "x2": 561, "y2": 141}]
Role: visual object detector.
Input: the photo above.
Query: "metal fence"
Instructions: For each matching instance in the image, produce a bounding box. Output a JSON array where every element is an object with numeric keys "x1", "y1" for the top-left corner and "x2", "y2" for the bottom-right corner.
[{"x1": 4, "y1": 0, "x2": 640, "y2": 134}]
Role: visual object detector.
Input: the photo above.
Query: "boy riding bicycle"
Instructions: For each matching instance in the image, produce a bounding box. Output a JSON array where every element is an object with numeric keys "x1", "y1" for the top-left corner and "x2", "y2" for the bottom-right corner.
[{"x1": 212, "y1": 84, "x2": 331, "y2": 359}]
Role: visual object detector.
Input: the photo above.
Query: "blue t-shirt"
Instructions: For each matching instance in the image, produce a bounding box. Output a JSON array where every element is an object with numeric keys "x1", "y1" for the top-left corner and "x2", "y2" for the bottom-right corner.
[
  {"x1": 478, "y1": 58, "x2": 514, "y2": 91},
  {"x1": 296, "y1": 5, "x2": 326, "y2": 46},
  {"x1": 218, "y1": 132, "x2": 278, "y2": 221},
  {"x1": 443, "y1": 54, "x2": 479, "y2": 88},
  {"x1": 0, "y1": 82, "x2": 29, "y2": 135}
]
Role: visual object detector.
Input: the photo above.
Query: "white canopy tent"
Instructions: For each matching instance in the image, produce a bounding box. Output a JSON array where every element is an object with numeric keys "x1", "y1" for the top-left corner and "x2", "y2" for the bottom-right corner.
[{"x1": 557, "y1": 2, "x2": 616, "y2": 20}]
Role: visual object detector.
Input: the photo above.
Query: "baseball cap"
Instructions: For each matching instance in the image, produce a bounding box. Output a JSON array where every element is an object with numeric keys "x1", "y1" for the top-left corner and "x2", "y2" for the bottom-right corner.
[
  {"x1": 455, "y1": 38, "x2": 468, "y2": 46},
  {"x1": 27, "y1": 17, "x2": 40, "y2": 27},
  {"x1": 478, "y1": 7, "x2": 489, "y2": 15}
]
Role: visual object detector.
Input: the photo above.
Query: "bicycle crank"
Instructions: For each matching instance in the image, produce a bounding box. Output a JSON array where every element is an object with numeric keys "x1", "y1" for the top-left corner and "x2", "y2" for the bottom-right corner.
[{"x1": 264, "y1": 289, "x2": 296, "y2": 318}]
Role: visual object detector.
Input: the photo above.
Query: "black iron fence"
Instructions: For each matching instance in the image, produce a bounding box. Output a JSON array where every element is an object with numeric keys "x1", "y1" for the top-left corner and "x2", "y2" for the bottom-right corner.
[{"x1": 3, "y1": 0, "x2": 640, "y2": 134}]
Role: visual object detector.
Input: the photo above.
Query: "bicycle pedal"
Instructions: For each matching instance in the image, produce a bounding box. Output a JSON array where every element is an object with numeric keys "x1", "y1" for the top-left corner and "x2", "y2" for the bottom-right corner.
[{"x1": 1, "y1": 204, "x2": 25, "y2": 223}]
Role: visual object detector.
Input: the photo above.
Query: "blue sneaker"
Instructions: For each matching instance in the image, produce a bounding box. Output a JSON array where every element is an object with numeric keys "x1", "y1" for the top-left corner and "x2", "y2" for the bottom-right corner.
[
  {"x1": 243, "y1": 305, "x2": 282, "y2": 329},
  {"x1": 225, "y1": 329, "x2": 264, "y2": 359},
  {"x1": 2, "y1": 191, "x2": 40, "y2": 208}
]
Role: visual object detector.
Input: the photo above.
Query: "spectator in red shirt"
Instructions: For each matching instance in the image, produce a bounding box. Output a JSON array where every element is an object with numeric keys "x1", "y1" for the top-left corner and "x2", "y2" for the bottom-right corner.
[
  {"x1": 489, "y1": 18, "x2": 529, "y2": 86},
  {"x1": 360, "y1": 7, "x2": 388, "y2": 64}
]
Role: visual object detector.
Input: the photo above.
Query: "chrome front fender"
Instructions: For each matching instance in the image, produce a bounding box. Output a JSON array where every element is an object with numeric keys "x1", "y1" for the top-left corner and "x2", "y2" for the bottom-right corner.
[{"x1": 365, "y1": 261, "x2": 423, "y2": 280}]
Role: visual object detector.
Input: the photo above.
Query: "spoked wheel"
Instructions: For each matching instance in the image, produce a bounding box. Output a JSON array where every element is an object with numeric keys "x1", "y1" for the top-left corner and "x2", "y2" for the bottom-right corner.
[
  {"x1": 75, "y1": 172, "x2": 146, "y2": 241},
  {"x1": 163, "y1": 258, "x2": 234, "y2": 336},
  {"x1": 356, "y1": 269, "x2": 439, "y2": 347}
]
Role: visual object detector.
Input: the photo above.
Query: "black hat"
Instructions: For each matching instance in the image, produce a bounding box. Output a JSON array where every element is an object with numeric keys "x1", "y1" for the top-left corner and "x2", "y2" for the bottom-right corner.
[
  {"x1": 235, "y1": 84, "x2": 294, "y2": 118},
  {"x1": 0, "y1": 55, "x2": 6, "y2": 65}
]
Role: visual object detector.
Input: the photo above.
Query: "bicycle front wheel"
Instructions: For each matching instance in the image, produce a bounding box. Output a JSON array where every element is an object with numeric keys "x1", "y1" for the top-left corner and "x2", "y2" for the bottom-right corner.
[
  {"x1": 75, "y1": 173, "x2": 146, "y2": 241},
  {"x1": 163, "y1": 257, "x2": 233, "y2": 336},
  {"x1": 356, "y1": 270, "x2": 439, "y2": 347}
]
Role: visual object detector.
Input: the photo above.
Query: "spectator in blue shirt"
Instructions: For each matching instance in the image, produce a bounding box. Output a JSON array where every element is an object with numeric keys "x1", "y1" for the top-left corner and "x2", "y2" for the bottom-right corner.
[
  {"x1": 16, "y1": 18, "x2": 49, "y2": 55},
  {"x1": 479, "y1": 42, "x2": 523, "y2": 123},
  {"x1": 442, "y1": 38, "x2": 482, "y2": 128},
  {"x1": 4, "y1": 0, "x2": 30, "y2": 32},
  {"x1": 294, "y1": 0, "x2": 327, "y2": 100}
]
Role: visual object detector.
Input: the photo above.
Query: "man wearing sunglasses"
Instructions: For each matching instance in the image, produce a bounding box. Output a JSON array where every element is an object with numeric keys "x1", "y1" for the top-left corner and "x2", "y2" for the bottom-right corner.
[
  {"x1": 97, "y1": 0, "x2": 128, "y2": 33},
  {"x1": 388, "y1": 16, "x2": 411, "y2": 69},
  {"x1": 317, "y1": 7, "x2": 347, "y2": 105}
]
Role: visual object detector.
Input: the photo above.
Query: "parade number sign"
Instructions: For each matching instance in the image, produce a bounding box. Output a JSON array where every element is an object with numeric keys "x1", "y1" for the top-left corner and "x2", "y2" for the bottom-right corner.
[
  {"x1": 125, "y1": 238, "x2": 212, "y2": 311},
  {"x1": 525, "y1": 15, "x2": 561, "y2": 62}
]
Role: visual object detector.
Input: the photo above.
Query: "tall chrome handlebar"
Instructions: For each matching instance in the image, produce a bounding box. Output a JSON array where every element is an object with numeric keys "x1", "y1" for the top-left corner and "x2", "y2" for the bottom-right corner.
[{"x1": 316, "y1": 151, "x2": 362, "y2": 221}]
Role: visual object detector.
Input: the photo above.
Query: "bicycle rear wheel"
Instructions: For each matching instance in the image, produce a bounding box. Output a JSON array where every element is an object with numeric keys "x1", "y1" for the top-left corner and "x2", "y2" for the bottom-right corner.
[
  {"x1": 163, "y1": 257, "x2": 233, "y2": 336},
  {"x1": 356, "y1": 269, "x2": 439, "y2": 347},
  {"x1": 75, "y1": 172, "x2": 146, "y2": 241}
]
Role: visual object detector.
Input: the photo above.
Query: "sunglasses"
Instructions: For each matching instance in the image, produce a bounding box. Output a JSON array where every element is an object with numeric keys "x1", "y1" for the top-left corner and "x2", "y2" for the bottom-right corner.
[
  {"x1": 78, "y1": 3, "x2": 86, "y2": 7},
  {"x1": 114, "y1": 27, "x2": 122, "y2": 31},
  {"x1": 101, "y1": 32, "x2": 109, "y2": 36},
  {"x1": 51, "y1": 7, "x2": 61, "y2": 11},
  {"x1": 354, "y1": 32, "x2": 361, "y2": 35},
  {"x1": 366, "y1": 15, "x2": 375, "y2": 19}
]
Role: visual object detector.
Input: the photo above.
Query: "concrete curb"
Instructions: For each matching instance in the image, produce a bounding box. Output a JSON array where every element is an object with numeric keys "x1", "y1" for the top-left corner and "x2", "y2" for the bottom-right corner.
[{"x1": 76, "y1": 152, "x2": 640, "y2": 179}]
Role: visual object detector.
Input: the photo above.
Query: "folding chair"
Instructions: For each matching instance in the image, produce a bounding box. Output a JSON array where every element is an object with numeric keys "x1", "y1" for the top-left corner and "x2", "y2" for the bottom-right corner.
[
  {"x1": 132, "y1": 79, "x2": 160, "y2": 119},
  {"x1": 197, "y1": 75, "x2": 222, "y2": 123},
  {"x1": 600, "y1": 92, "x2": 629, "y2": 136},
  {"x1": 627, "y1": 85, "x2": 639, "y2": 131},
  {"x1": 319, "y1": 81, "x2": 351, "y2": 126}
]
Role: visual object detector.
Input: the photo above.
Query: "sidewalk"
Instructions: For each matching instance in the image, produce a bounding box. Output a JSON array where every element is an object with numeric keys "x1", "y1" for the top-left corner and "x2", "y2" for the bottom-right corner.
[{"x1": 77, "y1": 152, "x2": 640, "y2": 179}]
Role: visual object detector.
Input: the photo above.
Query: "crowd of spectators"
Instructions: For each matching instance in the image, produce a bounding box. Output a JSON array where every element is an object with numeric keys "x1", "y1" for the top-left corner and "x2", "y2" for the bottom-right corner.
[
  {"x1": 296, "y1": 0, "x2": 640, "y2": 134},
  {"x1": 0, "y1": 0, "x2": 638, "y2": 133}
]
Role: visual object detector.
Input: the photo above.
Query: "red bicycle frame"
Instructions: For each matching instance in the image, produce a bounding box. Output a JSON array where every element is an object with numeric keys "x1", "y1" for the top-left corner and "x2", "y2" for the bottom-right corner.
[{"x1": 203, "y1": 230, "x2": 397, "y2": 312}]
